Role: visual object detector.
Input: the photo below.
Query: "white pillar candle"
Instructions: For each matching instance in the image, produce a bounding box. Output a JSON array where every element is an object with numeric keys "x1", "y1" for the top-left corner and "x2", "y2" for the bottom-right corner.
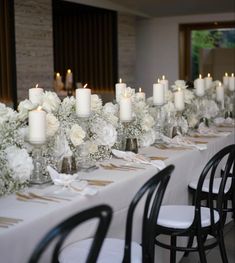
[
  {"x1": 223, "y1": 72, "x2": 229, "y2": 89},
  {"x1": 120, "y1": 93, "x2": 132, "y2": 122},
  {"x1": 65, "y1": 69, "x2": 73, "y2": 86},
  {"x1": 55, "y1": 72, "x2": 62, "y2": 85},
  {"x1": 76, "y1": 84, "x2": 91, "y2": 117},
  {"x1": 228, "y1": 73, "x2": 235, "y2": 91},
  {"x1": 194, "y1": 74, "x2": 205, "y2": 97},
  {"x1": 204, "y1": 73, "x2": 213, "y2": 90},
  {"x1": 174, "y1": 88, "x2": 185, "y2": 111},
  {"x1": 28, "y1": 107, "x2": 46, "y2": 144},
  {"x1": 136, "y1": 87, "x2": 146, "y2": 101},
  {"x1": 159, "y1": 75, "x2": 169, "y2": 93},
  {"x1": 216, "y1": 82, "x2": 224, "y2": 102},
  {"x1": 115, "y1": 78, "x2": 127, "y2": 103},
  {"x1": 153, "y1": 80, "x2": 165, "y2": 105},
  {"x1": 29, "y1": 84, "x2": 43, "y2": 105}
]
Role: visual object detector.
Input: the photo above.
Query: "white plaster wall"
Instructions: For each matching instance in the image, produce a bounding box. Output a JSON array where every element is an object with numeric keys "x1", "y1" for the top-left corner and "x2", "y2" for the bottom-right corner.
[{"x1": 136, "y1": 12, "x2": 235, "y2": 97}]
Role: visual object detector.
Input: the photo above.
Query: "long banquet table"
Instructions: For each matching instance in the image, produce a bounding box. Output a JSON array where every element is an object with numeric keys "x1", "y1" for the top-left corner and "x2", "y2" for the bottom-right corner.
[{"x1": 0, "y1": 127, "x2": 234, "y2": 263}]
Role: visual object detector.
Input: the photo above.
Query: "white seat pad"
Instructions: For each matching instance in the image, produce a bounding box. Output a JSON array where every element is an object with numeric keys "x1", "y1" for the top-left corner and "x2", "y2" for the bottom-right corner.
[
  {"x1": 157, "y1": 205, "x2": 220, "y2": 229},
  {"x1": 59, "y1": 238, "x2": 142, "y2": 263},
  {"x1": 189, "y1": 177, "x2": 232, "y2": 194}
]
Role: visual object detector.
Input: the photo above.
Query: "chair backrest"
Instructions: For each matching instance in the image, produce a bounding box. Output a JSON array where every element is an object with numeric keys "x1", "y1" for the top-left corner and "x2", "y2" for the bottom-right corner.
[
  {"x1": 122, "y1": 165, "x2": 174, "y2": 263},
  {"x1": 28, "y1": 204, "x2": 112, "y2": 263},
  {"x1": 194, "y1": 144, "x2": 235, "y2": 228}
]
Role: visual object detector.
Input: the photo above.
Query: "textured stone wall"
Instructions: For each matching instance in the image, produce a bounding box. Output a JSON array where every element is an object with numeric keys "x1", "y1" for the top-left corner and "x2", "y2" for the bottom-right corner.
[
  {"x1": 14, "y1": 0, "x2": 54, "y2": 102},
  {"x1": 118, "y1": 13, "x2": 137, "y2": 89},
  {"x1": 14, "y1": 1, "x2": 136, "y2": 102}
]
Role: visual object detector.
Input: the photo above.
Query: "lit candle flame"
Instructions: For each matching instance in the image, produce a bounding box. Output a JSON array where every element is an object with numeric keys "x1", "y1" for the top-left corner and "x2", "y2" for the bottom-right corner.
[
  {"x1": 219, "y1": 82, "x2": 221, "y2": 86},
  {"x1": 67, "y1": 69, "x2": 71, "y2": 74},
  {"x1": 157, "y1": 78, "x2": 160, "y2": 83},
  {"x1": 199, "y1": 74, "x2": 202, "y2": 79},
  {"x1": 139, "y1": 87, "x2": 142, "y2": 92},
  {"x1": 119, "y1": 78, "x2": 122, "y2": 83},
  {"x1": 83, "y1": 83, "x2": 88, "y2": 88},
  {"x1": 162, "y1": 75, "x2": 165, "y2": 80},
  {"x1": 35, "y1": 84, "x2": 39, "y2": 88},
  {"x1": 178, "y1": 87, "x2": 181, "y2": 92},
  {"x1": 56, "y1": 72, "x2": 60, "y2": 77},
  {"x1": 37, "y1": 106, "x2": 42, "y2": 111},
  {"x1": 225, "y1": 72, "x2": 228, "y2": 77},
  {"x1": 207, "y1": 73, "x2": 211, "y2": 77},
  {"x1": 232, "y1": 73, "x2": 234, "y2": 77}
]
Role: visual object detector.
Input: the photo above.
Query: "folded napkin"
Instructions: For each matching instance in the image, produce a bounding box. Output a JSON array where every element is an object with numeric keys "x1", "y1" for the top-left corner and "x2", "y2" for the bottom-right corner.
[
  {"x1": 214, "y1": 117, "x2": 234, "y2": 127},
  {"x1": 196, "y1": 123, "x2": 230, "y2": 137},
  {"x1": 47, "y1": 166, "x2": 97, "y2": 196},
  {"x1": 111, "y1": 149, "x2": 166, "y2": 170},
  {"x1": 161, "y1": 135, "x2": 207, "y2": 151}
]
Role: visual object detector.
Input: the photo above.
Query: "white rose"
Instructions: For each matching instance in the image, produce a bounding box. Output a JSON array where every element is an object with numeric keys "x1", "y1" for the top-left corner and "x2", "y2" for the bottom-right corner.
[
  {"x1": 103, "y1": 102, "x2": 118, "y2": 115},
  {"x1": 183, "y1": 89, "x2": 195, "y2": 104},
  {"x1": 61, "y1": 97, "x2": 76, "y2": 114},
  {"x1": 5, "y1": 146, "x2": 33, "y2": 182},
  {"x1": 84, "y1": 141, "x2": 98, "y2": 154},
  {"x1": 42, "y1": 91, "x2": 61, "y2": 113},
  {"x1": 91, "y1": 119, "x2": 117, "y2": 147},
  {"x1": 17, "y1": 99, "x2": 36, "y2": 120},
  {"x1": 69, "y1": 124, "x2": 86, "y2": 147},
  {"x1": 139, "y1": 129, "x2": 156, "y2": 147},
  {"x1": 141, "y1": 114, "x2": 155, "y2": 131},
  {"x1": 46, "y1": 113, "x2": 60, "y2": 137},
  {"x1": 172, "y1": 80, "x2": 187, "y2": 91},
  {"x1": 91, "y1": 94, "x2": 102, "y2": 112}
]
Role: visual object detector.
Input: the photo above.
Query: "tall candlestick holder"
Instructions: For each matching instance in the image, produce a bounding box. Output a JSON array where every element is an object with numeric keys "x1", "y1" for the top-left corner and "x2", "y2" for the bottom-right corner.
[
  {"x1": 119, "y1": 119, "x2": 138, "y2": 153},
  {"x1": 196, "y1": 96, "x2": 209, "y2": 127},
  {"x1": 224, "y1": 90, "x2": 234, "y2": 119},
  {"x1": 29, "y1": 142, "x2": 51, "y2": 185},
  {"x1": 66, "y1": 82, "x2": 73, "y2": 97},
  {"x1": 75, "y1": 115, "x2": 96, "y2": 171},
  {"x1": 153, "y1": 104, "x2": 165, "y2": 144},
  {"x1": 171, "y1": 111, "x2": 184, "y2": 138}
]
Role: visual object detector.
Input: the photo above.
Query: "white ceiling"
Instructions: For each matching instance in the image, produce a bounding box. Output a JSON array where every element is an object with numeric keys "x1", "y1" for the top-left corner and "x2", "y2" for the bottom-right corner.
[
  {"x1": 69, "y1": 0, "x2": 235, "y2": 17},
  {"x1": 108, "y1": 0, "x2": 235, "y2": 17}
]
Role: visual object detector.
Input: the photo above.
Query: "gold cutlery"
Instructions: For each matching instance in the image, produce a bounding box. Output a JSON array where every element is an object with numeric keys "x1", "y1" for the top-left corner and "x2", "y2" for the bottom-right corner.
[
  {"x1": 149, "y1": 156, "x2": 168, "y2": 161},
  {"x1": 110, "y1": 163, "x2": 145, "y2": 170},
  {"x1": 100, "y1": 163, "x2": 137, "y2": 171},
  {"x1": 43, "y1": 195, "x2": 72, "y2": 201},
  {"x1": 191, "y1": 134, "x2": 218, "y2": 138},
  {"x1": 0, "y1": 216, "x2": 23, "y2": 228},
  {"x1": 0, "y1": 216, "x2": 23, "y2": 222},
  {"x1": 154, "y1": 145, "x2": 189, "y2": 151},
  {"x1": 28, "y1": 192, "x2": 60, "y2": 203},
  {"x1": 16, "y1": 193, "x2": 48, "y2": 204},
  {"x1": 194, "y1": 141, "x2": 208, "y2": 144}
]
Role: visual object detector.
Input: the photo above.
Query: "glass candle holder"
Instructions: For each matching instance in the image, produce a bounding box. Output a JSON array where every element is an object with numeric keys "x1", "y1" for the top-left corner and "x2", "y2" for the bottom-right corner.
[
  {"x1": 153, "y1": 104, "x2": 165, "y2": 144},
  {"x1": 29, "y1": 142, "x2": 51, "y2": 185}
]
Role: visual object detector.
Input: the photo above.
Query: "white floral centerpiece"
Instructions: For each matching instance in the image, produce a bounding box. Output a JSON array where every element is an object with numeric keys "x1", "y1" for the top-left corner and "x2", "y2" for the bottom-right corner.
[{"x1": 0, "y1": 103, "x2": 32, "y2": 196}]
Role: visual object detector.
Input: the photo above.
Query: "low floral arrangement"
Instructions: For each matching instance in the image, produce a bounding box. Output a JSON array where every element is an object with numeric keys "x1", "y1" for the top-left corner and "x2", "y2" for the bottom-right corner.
[{"x1": 0, "y1": 79, "x2": 233, "y2": 196}]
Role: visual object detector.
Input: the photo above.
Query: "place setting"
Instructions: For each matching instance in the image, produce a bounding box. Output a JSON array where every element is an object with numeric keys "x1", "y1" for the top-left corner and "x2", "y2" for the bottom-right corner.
[{"x1": 0, "y1": 216, "x2": 23, "y2": 229}]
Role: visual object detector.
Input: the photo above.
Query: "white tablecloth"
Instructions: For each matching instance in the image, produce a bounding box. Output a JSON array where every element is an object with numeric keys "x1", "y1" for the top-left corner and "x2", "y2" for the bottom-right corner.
[{"x1": 0, "y1": 128, "x2": 234, "y2": 263}]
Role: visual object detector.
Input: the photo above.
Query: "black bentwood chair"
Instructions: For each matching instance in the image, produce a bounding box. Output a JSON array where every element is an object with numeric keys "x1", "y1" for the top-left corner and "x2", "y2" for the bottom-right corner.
[
  {"x1": 189, "y1": 145, "x2": 235, "y2": 223},
  {"x1": 28, "y1": 205, "x2": 112, "y2": 263},
  {"x1": 59, "y1": 165, "x2": 174, "y2": 263},
  {"x1": 154, "y1": 144, "x2": 235, "y2": 263}
]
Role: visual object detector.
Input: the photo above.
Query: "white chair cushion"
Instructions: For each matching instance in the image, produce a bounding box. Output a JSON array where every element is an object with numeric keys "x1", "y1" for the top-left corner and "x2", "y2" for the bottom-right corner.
[
  {"x1": 189, "y1": 177, "x2": 231, "y2": 194},
  {"x1": 157, "y1": 205, "x2": 220, "y2": 229},
  {"x1": 59, "y1": 238, "x2": 142, "y2": 263}
]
